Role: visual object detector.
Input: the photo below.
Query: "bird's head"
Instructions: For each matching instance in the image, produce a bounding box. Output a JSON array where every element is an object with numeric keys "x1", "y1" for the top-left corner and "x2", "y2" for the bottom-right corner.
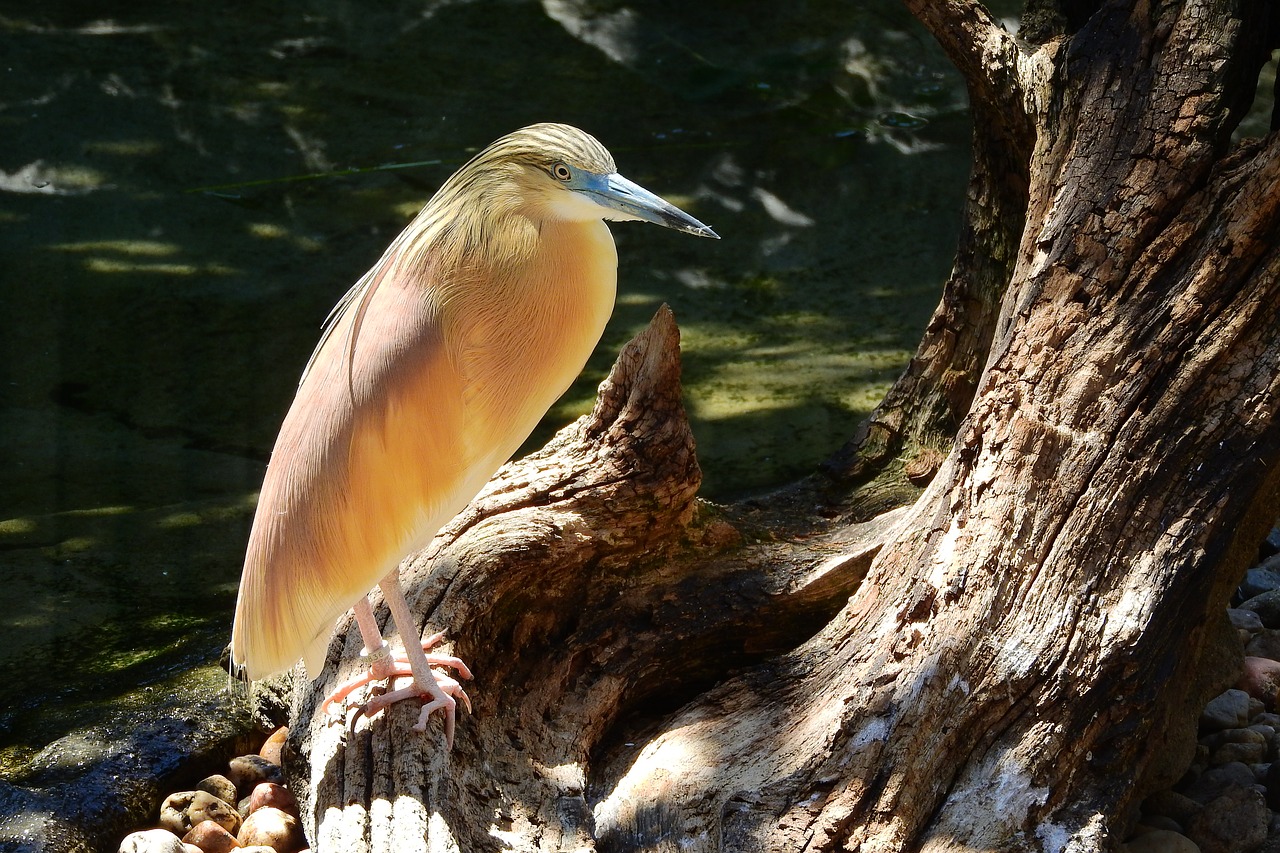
[{"x1": 466, "y1": 123, "x2": 719, "y2": 239}]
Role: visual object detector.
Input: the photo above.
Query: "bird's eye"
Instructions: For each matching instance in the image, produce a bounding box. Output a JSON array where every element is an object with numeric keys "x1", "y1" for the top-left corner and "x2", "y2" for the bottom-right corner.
[{"x1": 551, "y1": 163, "x2": 572, "y2": 181}]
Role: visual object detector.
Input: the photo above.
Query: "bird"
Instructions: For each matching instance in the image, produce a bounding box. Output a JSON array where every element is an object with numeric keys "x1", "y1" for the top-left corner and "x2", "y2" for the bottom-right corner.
[{"x1": 230, "y1": 123, "x2": 717, "y2": 746}]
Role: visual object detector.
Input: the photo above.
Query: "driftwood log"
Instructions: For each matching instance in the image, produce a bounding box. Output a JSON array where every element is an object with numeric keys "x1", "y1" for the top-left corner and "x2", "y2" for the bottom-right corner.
[
  {"x1": 288, "y1": 306, "x2": 906, "y2": 851},
  {"x1": 284, "y1": 1, "x2": 1280, "y2": 850}
]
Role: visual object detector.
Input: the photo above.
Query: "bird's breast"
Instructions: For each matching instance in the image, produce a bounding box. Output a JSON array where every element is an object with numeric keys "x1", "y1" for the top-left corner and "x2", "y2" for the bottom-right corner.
[{"x1": 448, "y1": 218, "x2": 618, "y2": 464}]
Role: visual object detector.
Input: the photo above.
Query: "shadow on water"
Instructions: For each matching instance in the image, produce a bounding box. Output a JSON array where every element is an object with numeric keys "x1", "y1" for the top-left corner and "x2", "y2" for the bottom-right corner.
[{"x1": 0, "y1": 0, "x2": 984, "y2": 782}]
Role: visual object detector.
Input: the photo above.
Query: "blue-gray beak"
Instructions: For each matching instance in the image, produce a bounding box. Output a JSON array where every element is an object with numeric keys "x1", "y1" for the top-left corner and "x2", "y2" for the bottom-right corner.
[{"x1": 585, "y1": 172, "x2": 719, "y2": 239}]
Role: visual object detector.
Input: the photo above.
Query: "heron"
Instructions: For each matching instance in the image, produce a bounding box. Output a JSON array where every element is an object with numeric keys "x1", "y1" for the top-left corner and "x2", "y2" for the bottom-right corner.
[{"x1": 230, "y1": 123, "x2": 717, "y2": 746}]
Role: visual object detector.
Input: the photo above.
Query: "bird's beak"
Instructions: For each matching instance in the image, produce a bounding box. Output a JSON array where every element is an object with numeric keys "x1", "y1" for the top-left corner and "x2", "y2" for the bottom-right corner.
[{"x1": 585, "y1": 173, "x2": 719, "y2": 239}]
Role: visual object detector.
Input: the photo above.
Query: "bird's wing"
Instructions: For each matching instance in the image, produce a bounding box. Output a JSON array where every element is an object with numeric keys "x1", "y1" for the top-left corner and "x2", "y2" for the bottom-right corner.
[{"x1": 232, "y1": 246, "x2": 485, "y2": 680}]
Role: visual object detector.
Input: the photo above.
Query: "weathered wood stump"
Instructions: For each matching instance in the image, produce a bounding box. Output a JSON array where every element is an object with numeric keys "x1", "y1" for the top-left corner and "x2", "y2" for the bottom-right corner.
[{"x1": 286, "y1": 306, "x2": 905, "y2": 851}]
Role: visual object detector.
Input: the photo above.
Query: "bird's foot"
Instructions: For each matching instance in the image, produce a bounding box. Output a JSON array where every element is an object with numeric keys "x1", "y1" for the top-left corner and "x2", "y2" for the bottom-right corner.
[{"x1": 322, "y1": 631, "x2": 473, "y2": 733}]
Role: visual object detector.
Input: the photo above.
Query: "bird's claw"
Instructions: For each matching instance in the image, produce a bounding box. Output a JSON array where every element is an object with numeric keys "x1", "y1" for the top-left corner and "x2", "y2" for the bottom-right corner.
[{"x1": 323, "y1": 634, "x2": 472, "y2": 747}]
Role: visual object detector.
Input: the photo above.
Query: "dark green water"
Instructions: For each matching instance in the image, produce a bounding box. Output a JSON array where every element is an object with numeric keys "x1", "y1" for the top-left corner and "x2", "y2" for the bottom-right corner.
[{"x1": 0, "y1": 0, "x2": 988, "y2": 776}]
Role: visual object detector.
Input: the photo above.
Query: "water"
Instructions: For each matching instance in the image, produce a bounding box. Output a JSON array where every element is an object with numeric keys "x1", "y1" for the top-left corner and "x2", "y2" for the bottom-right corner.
[{"x1": 0, "y1": 0, "x2": 978, "y2": 777}]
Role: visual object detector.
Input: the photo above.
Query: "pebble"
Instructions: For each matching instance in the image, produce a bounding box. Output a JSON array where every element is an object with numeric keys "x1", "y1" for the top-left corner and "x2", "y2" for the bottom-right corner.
[
  {"x1": 238, "y1": 806, "x2": 305, "y2": 852},
  {"x1": 1247, "y1": 630, "x2": 1280, "y2": 662},
  {"x1": 1135, "y1": 815, "x2": 1184, "y2": 833},
  {"x1": 1231, "y1": 608, "x2": 1267, "y2": 633},
  {"x1": 1200, "y1": 690, "x2": 1252, "y2": 732},
  {"x1": 1187, "y1": 787, "x2": 1268, "y2": 853},
  {"x1": 1240, "y1": 566, "x2": 1280, "y2": 602},
  {"x1": 1122, "y1": 829, "x2": 1201, "y2": 853},
  {"x1": 249, "y1": 782, "x2": 298, "y2": 817},
  {"x1": 195, "y1": 775, "x2": 238, "y2": 807},
  {"x1": 181, "y1": 820, "x2": 239, "y2": 853},
  {"x1": 1211, "y1": 740, "x2": 1266, "y2": 766},
  {"x1": 1144, "y1": 789, "x2": 1203, "y2": 826},
  {"x1": 1180, "y1": 761, "x2": 1260, "y2": 804},
  {"x1": 1240, "y1": 589, "x2": 1280, "y2": 630},
  {"x1": 1240, "y1": 658, "x2": 1280, "y2": 708},
  {"x1": 259, "y1": 726, "x2": 288, "y2": 767},
  {"x1": 118, "y1": 829, "x2": 188, "y2": 853},
  {"x1": 227, "y1": 755, "x2": 285, "y2": 793},
  {"x1": 158, "y1": 790, "x2": 241, "y2": 837}
]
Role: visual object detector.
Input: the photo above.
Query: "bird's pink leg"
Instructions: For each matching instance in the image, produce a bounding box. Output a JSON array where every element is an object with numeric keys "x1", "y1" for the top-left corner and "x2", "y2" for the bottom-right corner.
[
  {"x1": 320, "y1": 575, "x2": 473, "y2": 748},
  {"x1": 378, "y1": 571, "x2": 470, "y2": 746}
]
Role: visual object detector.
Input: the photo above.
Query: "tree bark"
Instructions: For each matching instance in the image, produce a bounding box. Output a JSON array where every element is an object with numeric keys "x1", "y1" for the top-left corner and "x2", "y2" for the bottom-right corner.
[{"x1": 288, "y1": 2, "x2": 1280, "y2": 850}]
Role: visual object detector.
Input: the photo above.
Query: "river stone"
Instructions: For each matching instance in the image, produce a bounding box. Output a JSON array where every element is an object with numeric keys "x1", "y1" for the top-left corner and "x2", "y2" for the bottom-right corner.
[
  {"x1": 1265, "y1": 528, "x2": 1280, "y2": 557},
  {"x1": 118, "y1": 829, "x2": 188, "y2": 853},
  {"x1": 1187, "y1": 787, "x2": 1268, "y2": 853},
  {"x1": 1239, "y1": 657, "x2": 1280, "y2": 708},
  {"x1": 248, "y1": 782, "x2": 298, "y2": 817},
  {"x1": 1200, "y1": 690, "x2": 1251, "y2": 731},
  {"x1": 195, "y1": 774, "x2": 237, "y2": 807},
  {"x1": 182, "y1": 819, "x2": 239, "y2": 853},
  {"x1": 1135, "y1": 815, "x2": 1184, "y2": 833},
  {"x1": 1179, "y1": 761, "x2": 1258, "y2": 804},
  {"x1": 256, "y1": 722, "x2": 286, "y2": 763},
  {"x1": 1204, "y1": 727, "x2": 1267, "y2": 749},
  {"x1": 159, "y1": 790, "x2": 241, "y2": 836},
  {"x1": 227, "y1": 755, "x2": 284, "y2": 797},
  {"x1": 1143, "y1": 789, "x2": 1203, "y2": 826},
  {"x1": 1246, "y1": 630, "x2": 1280, "y2": 662},
  {"x1": 1122, "y1": 829, "x2": 1201, "y2": 853},
  {"x1": 1209, "y1": 740, "x2": 1265, "y2": 765},
  {"x1": 238, "y1": 806, "x2": 305, "y2": 852},
  {"x1": 1240, "y1": 566, "x2": 1280, "y2": 601},
  {"x1": 1231, "y1": 608, "x2": 1267, "y2": 633},
  {"x1": 1239, "y1": 590, "x2": 1280, "y2": 629},
  {"x1": 259, "y1": 727, "x2": 288, "y2": 767}
]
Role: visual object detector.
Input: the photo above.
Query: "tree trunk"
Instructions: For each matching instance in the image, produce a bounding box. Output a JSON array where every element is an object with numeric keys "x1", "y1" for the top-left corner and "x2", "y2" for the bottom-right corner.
[{"x1": 287, "y1": 2, "x2": 1280, "y2": 850}]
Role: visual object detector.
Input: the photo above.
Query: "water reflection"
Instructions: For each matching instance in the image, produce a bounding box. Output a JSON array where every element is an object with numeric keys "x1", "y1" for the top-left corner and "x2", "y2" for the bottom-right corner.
[{"x1": 0, "y1": 0, "x2": 974, "y2": 773}]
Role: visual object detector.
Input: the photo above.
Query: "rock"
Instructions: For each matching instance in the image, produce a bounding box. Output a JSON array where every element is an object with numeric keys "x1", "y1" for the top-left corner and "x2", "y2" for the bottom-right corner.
[
  {"x1": 1246, "y1": 630, "x2": 1280, "y2": 663},
  {"x1": 182, "y1": 819, "x2": 240, "y2": 853},
  {"x1": 258, "y1": 727, "x2": 288, "y2": 767},
  {"x1": 1122, "y1": 829, "x2": 1201, "y2": 853},
  {"x1": 248, "y1": 782, "x2": 298, "y2": 817},
  {"x1": 227, "y1": 755, "x2": 284, "y2": 797},
  {"x1": 1178, "y1": 761, "x2": 1258, "y2": 804},
  {"x1": 1187, "y1": 787, "x2": 1268, "y2": 853},
  {"x1": 1136, "y1": 815, "x2": 1184, "y2": 833},
  {"x1": 1143, "y1": 789, "x2": 1203, "y2": 826},
  {"x1": 159, "y1": 790, "x2": 242, "y2": 837},
  {"x1": 1264, "y1": 528, "x2": 1280, "y2": 559},
  {"x1": 1209, "y1": 740, "x2": 1265, "y2": 765},
  {"x1": 1239, "y1": 566, "x2": 1280, "y2": 601},
  {"x1": 1200, "y1": 690, "x2": 1252, "y2": 732},
  {"x1": 184, "y1": 845, "x2": 204, "y2": 853},
  {"x1": 195, "y1": 775, "x2": 238, "y2": 807},
  {"x1": 119, "y1": 829, "x2": 189, "y2": 853},
  {"x1": 1239, "y1": 590, "x2": 1280, "y2": 629},
  {"x1": 1204, "y1": 727, "x2": 1267, "y2": 749},
  {"x1": 1231, "y1": 608, "x2": 1266, "y2": 633},
  {"x1": 238, "y1": 806, "x2": 305, "y2": 852}
]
